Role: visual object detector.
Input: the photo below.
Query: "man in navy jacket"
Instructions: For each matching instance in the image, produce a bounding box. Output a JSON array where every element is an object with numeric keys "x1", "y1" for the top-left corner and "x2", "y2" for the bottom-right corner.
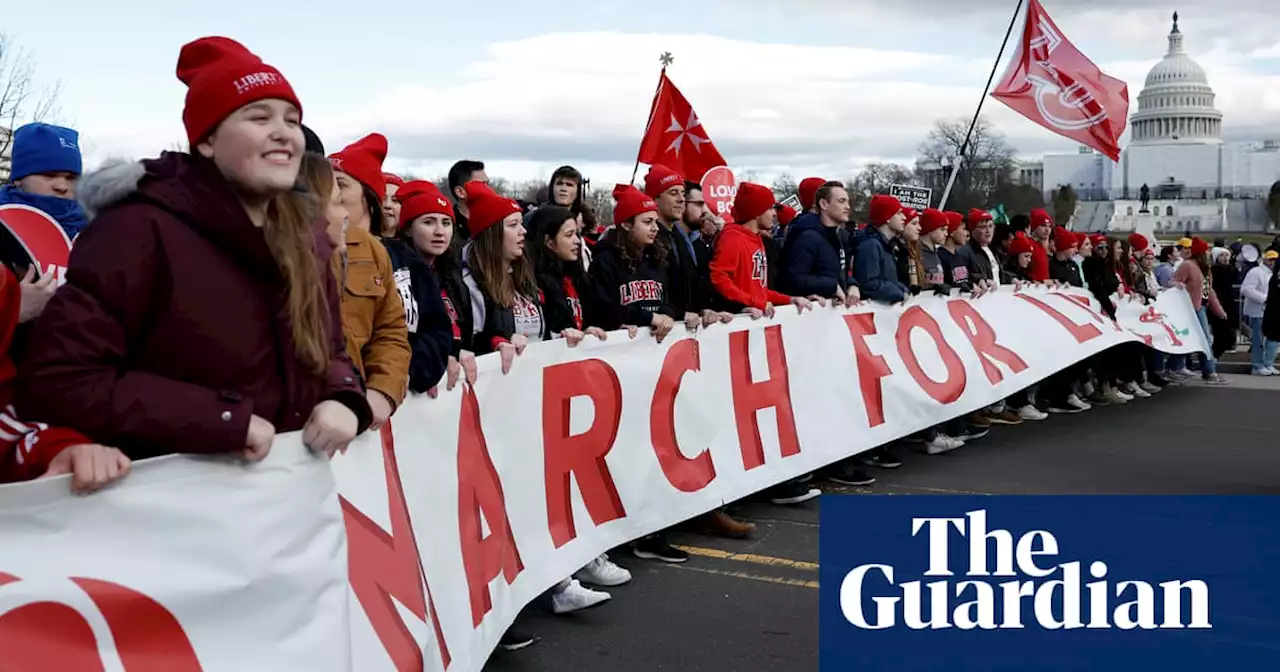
[
  {"x1": 780, "y1": 180, "x2": 861, "y2": 306},
  {"x1": 854, "y1": 195, "x2": 909, "y2": 303}
]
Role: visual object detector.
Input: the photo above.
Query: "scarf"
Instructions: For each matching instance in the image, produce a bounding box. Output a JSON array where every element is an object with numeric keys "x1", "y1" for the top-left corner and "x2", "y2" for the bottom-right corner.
[{"x1": 0, "y1": 184, "x2": 89, "y2": 240}]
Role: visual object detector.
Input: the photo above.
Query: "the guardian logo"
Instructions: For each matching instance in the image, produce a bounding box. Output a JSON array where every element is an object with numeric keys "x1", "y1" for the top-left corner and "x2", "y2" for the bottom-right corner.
[{"x1": 840, "y1": 509, "x2": 1211, "y2": 631}]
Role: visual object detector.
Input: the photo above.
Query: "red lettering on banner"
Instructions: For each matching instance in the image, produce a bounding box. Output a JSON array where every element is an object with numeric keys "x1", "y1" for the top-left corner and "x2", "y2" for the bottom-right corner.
[
  {"x1": 947, "y1": 301, "x2": 1029, "y2": 385},
  {"x1": 650, "y1": 339, "x2": 716, "y2": 492},
  {"x1": 1139, "y1": 307, "x2": 1183, "y2": 346},
  {"x1": 1051, "y1": 292, "x2": 1123, "y2": 331},
  {"x1": 896, "y1": 306, "x2": 967, "y2": 404},
  {"x1": 341, "y1": 422, "x2": 452, "y2": 670},
  {"x1": 728, "y1": 325, "x2": 800, "y2": 470},
  {"x1": 542, "y1": 360, "x2": 627, "y2": 549},
  {"x1": 457, "y1": 388, "x2": 524, "y2": 627},
  {"x1": 0, "y1": 575, "x2": 202, "y2": 671},
  {"x1": 1016, "y1": 293, "x2": 1103, "y2": 343},
  {"x1": 842, "y1": 313, "x2": 892, "y2": 427}
]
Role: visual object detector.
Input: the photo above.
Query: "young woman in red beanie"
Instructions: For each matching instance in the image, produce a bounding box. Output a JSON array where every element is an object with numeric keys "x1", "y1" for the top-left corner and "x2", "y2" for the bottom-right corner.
[
  {"x1": 18, "y1": 36, "x2": 371, "y2": 463},
  {"x1": 590, "y1": 185, "x2": 682, "y2": 338},
  {"x1": 328, "y1": 134, "x2": 411, "y2": 430},
  {"x1": 395, "y1": 181, "x2": 476, "y2": 394},
  {"x1": 382, "y1": 172, "x2": 404, "y2": 237},
  {"x1": 374, "y1": 186, "x2": 453, "y2": 395},
  {"x1": 1173, "y1": 237, "x2": 1228, "y2": 384},
  {"x1": 462, "y1": 181, "x2": 552, "y2": 375}
]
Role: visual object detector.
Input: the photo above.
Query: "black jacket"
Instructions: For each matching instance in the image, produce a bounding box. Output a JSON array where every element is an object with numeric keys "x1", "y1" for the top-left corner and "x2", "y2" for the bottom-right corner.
[
  {"x1": 383, "y1": 239, "x2": 452, "y2": 393},
  {"x1": 589, "y1": 236, "x2": 680, "y2": 330},
  {"x1": 938, "y1": 246, "x2": 972, "y2": 291},
  {"x1": 537, "y1": 267, "x2": 591, "y2": 335},
  {"x1": 657, "y1": 222, "x2": 707, "y2": 316},
  {"x1": 427, "y1": 257, "x2": 473, "y2": 358},
  {"x1": 779, "y1": 212, "x2": 848, "y2": 297},
  {"x1": 1049, "y1": 256, "x2": 1085, "y2": 288}
]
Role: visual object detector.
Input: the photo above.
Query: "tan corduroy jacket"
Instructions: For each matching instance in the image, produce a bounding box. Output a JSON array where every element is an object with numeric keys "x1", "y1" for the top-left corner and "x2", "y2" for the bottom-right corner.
[{"x1": 336, "y1": 225, "x2": 410, "y2": 407}]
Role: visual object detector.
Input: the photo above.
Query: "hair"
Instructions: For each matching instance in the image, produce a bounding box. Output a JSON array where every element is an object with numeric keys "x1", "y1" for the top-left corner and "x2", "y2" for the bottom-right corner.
[
  {"x1": 551, "y1": 165, "x2": 582, "y2": 187},
  {"x1": 1110, "y1": 239, "x2": 1131, "y2": 279},
  {"x1": 604, "y1": 216, "x2": 669, "y2": 273},
  {"x1": 905, "y1": 239, "x2": 926, "y2": 287},
  {"x1": 815, "y1": 180, "x2": 845, "y2": 212},
  {"x1": 683, "y1": 180, "x2": 702, "y2": 195},
  {"x1": 466, "y1": 218, "x2": 537, "y2": 308},
  {"x1": 447, "y1": 160, "x2": 485, "y2": 200},
  {"x1": 1158, "y1": 245, "x2": 1174, "y2": 263},
  {"x1": 1010, "y1": 213, "x2": 1030, "y2": 233},
  {"x1": 1194, "y1": 251, "x2": 1211, "y2": 279},
  {"x1": 527, "y1": 206, "x2": 582, "y2": 279},
  {"x1": 360, "y1": 184, "x2": 385, "y2": 236},
  {"x1": 265, "y1": 152, "x2": 332, "y2": 376}
]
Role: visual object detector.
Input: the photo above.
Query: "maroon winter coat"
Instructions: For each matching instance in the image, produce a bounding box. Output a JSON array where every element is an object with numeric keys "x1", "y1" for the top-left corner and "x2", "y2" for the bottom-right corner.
[{"x1": 16, "y1": 152, "x2": 372, "y2": 460}]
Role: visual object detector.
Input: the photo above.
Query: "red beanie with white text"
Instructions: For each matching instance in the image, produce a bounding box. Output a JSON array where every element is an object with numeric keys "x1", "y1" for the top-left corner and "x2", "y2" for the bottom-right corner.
[
  {"x1": 613, "y1": 184, "x2": 658, "y2": 225},
  {"x1": 176, "y1": 36, "x2": 302, "y2": 146},
  {"x1": 397, "y1": 180, "x2": 453, "y2": 230},
  {"x1": 643, "y1": 164, "x2": 684, "y2": 199}
]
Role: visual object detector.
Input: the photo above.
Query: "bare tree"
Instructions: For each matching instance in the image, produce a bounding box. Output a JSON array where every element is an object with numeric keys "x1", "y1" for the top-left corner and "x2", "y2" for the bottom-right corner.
[
  {"x1": 1051, "y1": 185, "x2": 1078, "y2": 229},
  {"x1": 917, "y1": 117, "x2": 1016, "y2": 210},
  {"x1": 1, "y1": 34, "x2": 63, "y2": 177},
  {"x1": 771, "y1": 174, "x2": 798, "y2": 200},
  {"x1": 848, "y1": 162, "x2": 915, "y2": 220},
  {"x1": 583, "y1": 186, "x2": 613, "y2": 229}
]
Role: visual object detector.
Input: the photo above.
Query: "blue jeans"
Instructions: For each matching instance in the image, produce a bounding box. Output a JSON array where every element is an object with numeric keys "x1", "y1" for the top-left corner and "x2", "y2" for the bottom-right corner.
[
  {"x1": 1250, "y1": 316, "x2": 1279, "y2": 370},
  {"x1": 1195, "y1": 307, "x2": 1216, "y2": 376}
]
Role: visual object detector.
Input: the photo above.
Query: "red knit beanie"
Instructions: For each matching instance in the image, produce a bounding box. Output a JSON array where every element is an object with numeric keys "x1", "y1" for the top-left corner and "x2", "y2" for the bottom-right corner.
[
  {"x1": 329, "y1": 134, "x2": 389, "y2": 203},
  {"x1": 643, "y1": 164, "x2": 684, "y2": 199},
  {"x1": 1190, "y1": 237, "x2": 1210, "y2": 257},
  {"x1": 902, "y1": 207, "x2": 919, "y2": 223},
  {"x1": 383, "y1": 173, "x2": 404, "y2": 189},
  {"x1": 732, "y1": 182, "x2": 775, "y2": 224},
  {"x1": 1030, "y1": 208, "x2": 1053, "y2": 229},
  {"x1": 798, "y1": 177, "x2": 825, "y2": 211},
  {"x1": 1053, "y1": 227, "x2": 1078, "y2": 253},
  {"x1": 613, "y1": 184, "x2": 658, "y2": 225},
  {"x1": 945, "y1": 211, "x2": 965, "y2": 233},
  {"x1": 1089, "y1": 233, "x2": 1108, "y2": 249},
  {"x1": 177, "y1": 36, "x2": 302, "y2": 146},
  {"x1": 465, "y1": 181, "x2": 521, "y2": 237},
  {"x1": 967, "y1": 208, "x2": 993, "y2": 226},
  {"x1": 1127, "y1": 232, "x2": 1150, "y2": 252},
  {"x1": 1075, "y1": 232, "x2": 1089, "y2": 247},
  {"x1": 868, "y1": 194, "x2": 903, "y2": 226},
  {"x1": 777, "y1": 204, "x2": 798, "y2": 226},
  {"x1": 396, "y1": 180, "x2": 453, "y2": 230},
  {"x1": 920, "y1": 208, "x2": 948, "y2": 234},
  {"x1": 1008, "y1": 233, "x2": 1034, "y2": 256}
]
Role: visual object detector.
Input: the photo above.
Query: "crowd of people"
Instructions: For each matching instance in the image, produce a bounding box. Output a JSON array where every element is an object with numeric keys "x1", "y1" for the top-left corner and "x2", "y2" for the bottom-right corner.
[{"x1": 3, "y1": 35, "x2": 1280, "y2": 656}]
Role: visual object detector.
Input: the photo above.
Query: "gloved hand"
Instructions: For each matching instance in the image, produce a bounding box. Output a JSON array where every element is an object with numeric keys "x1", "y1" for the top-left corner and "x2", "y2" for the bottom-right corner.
[{"x1": 931, "y1": 284, "x2": 953, "y2": 297}]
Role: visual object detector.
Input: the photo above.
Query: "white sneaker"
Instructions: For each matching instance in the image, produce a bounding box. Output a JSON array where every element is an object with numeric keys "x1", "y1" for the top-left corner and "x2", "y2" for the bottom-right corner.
[
  {"x1": 1067, "y1": 394, "x2": 1092, "y2": 411},
  {"x1": 1120, "y1": 382, "x2": 1148, "y2": 399},
  {"x1": 1140, "y1": 382, "x2": 1161, "y2": 394},
  {"x1": 551, "y1": 578, "x2": 611, "y2": 614},
  {"x1": 925, "y1": 435, "x2": 965, "y2": 455},
  {"x1": 1103, "y1": 385, "x2": 1129, "y2": 404},
  {"x1": 576, "y1": 554, "x2": 632, "y2": 587},
  {"x1": 1018, "y1": 404, "x2": 1048, "y2": 421},
  {"x1": 1251, "y1": 368, "x2": 1274, "y2": 377}
]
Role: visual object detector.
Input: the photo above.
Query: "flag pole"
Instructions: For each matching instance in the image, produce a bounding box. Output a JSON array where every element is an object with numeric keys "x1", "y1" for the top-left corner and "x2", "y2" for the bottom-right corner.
[
  {"x1": 631, "y1": 52, "x2": 673, "y2": 184},
  {"x1": 938, "y1": 0, "x2": 1026, "y2": 210}
]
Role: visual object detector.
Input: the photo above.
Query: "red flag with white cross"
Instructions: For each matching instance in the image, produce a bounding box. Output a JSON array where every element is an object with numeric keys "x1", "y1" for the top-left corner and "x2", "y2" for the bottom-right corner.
[{"x1": 636, "y1": 71, "x2": 727, "y2": 182}]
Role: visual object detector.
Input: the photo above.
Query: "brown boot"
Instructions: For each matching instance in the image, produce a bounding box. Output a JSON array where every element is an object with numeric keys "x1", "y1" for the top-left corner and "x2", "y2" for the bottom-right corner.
[{"x1": 697, "y1": 510, "x2": 756, "y2": 539}]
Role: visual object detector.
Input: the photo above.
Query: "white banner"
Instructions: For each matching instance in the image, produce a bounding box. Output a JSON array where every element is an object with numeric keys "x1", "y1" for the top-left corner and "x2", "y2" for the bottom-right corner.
[{"x1": 0, "y1": 287, "x2": 1207, "y2": 671}]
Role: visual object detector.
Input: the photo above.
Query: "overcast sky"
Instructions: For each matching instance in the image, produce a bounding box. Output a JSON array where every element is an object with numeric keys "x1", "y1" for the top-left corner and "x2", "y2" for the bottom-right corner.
[{"x1": 5, "y1": 0, "x2": 1278, "y2": 186}]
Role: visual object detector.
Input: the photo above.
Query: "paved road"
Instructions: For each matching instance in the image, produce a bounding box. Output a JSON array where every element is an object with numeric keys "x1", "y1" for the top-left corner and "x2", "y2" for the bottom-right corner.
[{"x1": 483, "y1": 375, "x2": 1280, "y2": 672}]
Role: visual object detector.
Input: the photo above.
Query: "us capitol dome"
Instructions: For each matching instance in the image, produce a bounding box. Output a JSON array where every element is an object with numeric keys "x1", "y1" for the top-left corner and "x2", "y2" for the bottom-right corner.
[{"x1": 1128, "y1": 12, "x2": 1224, "y2": 146}]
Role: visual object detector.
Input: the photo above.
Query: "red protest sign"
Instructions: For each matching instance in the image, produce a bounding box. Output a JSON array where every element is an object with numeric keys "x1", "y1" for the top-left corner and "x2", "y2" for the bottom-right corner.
[
  {"x1": 700, "y1": 166, "x2": 736, "y2": 217},
  {"x1": 0, "y1": 204, "x2": 72, "y2": 277}
]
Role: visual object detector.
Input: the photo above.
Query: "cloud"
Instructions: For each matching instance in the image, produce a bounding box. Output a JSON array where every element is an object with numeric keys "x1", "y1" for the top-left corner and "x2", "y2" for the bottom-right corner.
[{"x1": 332, "y1": 18, "x2": 1280, "y2": 186}]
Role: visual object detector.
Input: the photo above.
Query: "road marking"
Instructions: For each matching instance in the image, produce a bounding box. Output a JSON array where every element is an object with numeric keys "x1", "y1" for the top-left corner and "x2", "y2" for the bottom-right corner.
[
  {"x1": 668, "y1": 563, "x2": 819, "y2": 590},
  {"x1": 673, "y1": 545, "x2": 819, "y2": 571},
  {"x1": 881, "y1": 483, "x2": 993, "y2": 495}
]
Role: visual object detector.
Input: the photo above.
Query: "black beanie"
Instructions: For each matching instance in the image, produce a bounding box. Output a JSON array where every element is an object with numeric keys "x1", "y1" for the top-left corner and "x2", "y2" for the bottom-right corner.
[{"x1": 302, "y1": 124, "x2": 325, "y2": 155}]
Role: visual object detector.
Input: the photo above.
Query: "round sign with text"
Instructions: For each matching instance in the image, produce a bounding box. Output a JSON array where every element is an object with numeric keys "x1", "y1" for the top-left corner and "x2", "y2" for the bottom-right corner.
[{"x1": 700, "y1": 166, "x2": 736, "y2": 217}]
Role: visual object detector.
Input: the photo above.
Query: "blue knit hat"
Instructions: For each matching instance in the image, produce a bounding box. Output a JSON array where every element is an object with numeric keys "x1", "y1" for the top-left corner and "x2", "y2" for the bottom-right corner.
[{"x1": 11, "y1": 123, "x2": 83, "y2": 182}]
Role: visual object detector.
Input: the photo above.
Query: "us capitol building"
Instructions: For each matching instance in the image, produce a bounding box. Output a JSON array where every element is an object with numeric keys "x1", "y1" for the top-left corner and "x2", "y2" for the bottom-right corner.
[{"x1": 1029, "y1": 13, "x2": 1280, "y2": 234}]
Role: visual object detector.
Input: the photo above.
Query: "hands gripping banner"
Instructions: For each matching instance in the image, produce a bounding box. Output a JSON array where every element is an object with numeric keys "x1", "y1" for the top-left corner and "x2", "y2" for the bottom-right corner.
[{"x1": 0, "y1": 287, "x2": 1208, "y2": 671}]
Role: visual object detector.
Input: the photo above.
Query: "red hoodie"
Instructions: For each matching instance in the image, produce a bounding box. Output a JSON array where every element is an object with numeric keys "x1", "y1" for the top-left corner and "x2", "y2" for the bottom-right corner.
[
  {"x1": 0, "y1": 266, "x2": 87, "y2": 483},
  {"x1": 1027, "y1": 236, "x2": 1050, "y2": 282},
  {"x1": 709, "y1": 223, "x2": 791, "y2": 310}
]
